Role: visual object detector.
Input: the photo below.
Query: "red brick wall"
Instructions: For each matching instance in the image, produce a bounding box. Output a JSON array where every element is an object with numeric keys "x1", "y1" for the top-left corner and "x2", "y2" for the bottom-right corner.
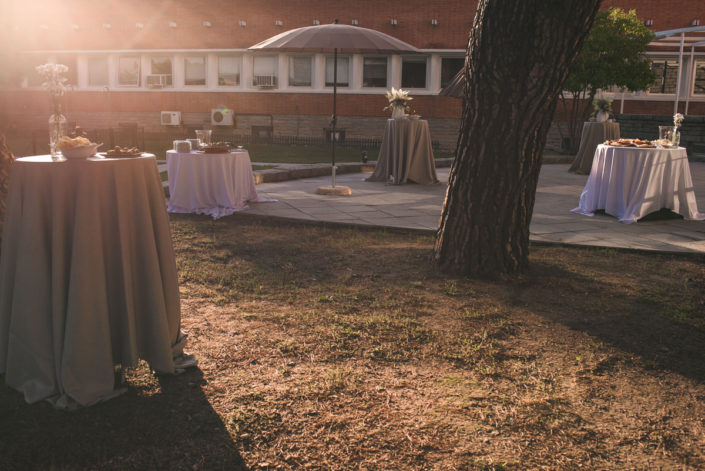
[
  {"x1": 2, "y1": 0, "x2": 695, "y2": 53},
  {"x1": 0, "y1": 90, "x2": 463, "y2": 119},
  {"x1": 602, "y1": 0, "x2": 703, "y2": 31},
  {"x1": 0, "y1": 0, "x2": 476, "y2": 51}
]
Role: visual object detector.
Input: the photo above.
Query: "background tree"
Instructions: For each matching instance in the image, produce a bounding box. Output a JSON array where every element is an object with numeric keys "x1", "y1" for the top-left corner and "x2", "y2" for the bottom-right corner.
[
  {"x1": 434, "y1": 0, "x2": 600, "y2": 277},
  {"x1": 560, "y1": 8, "x2": 655, "y2": 154}
]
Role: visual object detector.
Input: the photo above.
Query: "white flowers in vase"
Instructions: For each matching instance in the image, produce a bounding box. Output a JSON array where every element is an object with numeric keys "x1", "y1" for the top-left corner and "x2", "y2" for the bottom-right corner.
[
  {"x1": 36, "y1": 63, "x2": 69, "y2": 157},
  {"x1": 384, "y1": 87, "x2": 412, "y2": 117},
  {"x1": 593, "y1": 98, "x2": 612, "y2": 122},
  {"x1": 36, "y1": 63, "x2": 69, "y2": 102},
  {"x1": 673, "y1": 113, "x2": 684, "y2": 147}
]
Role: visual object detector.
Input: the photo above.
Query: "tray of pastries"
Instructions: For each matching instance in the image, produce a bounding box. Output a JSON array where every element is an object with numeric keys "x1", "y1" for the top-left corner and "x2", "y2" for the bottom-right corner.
[
  {"x1": 604, "y1": 138, "x2": 656, "y2": 148},
  {"x1": 201, "y1": 142, "x2": 232, "y2": 154},
  {"x1": 57, "y1": 136, "x2": 101, "y2": 159},
  {"x1": 100, "y1": 146, "x2": 144, "y2": 157}
]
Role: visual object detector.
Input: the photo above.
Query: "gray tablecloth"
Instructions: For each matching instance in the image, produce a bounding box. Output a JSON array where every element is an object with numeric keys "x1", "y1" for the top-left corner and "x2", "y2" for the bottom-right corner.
[
  {"x1": 569, "y1": 121, "x2": 621, "y2": 174},
  {"x1": 0, "y1": 155, "x2": 185, "y2": 408},
  {"x1": 367, "y1": 119, "x2": 438, "y2": 185}
]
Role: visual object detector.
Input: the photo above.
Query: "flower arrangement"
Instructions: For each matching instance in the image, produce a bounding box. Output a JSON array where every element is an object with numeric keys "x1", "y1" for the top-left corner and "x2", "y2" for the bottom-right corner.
[
  {"x1": 36, "y1": 63, "x2": 69, "y2": 157},
  {"x1": 592, "y1": 97, "x2": 612, "y2": 122},
  {"x1": 384, "y1": 87, "x2": 412, "y2": 113},
  {"x1": 36, "y1": 63, "x2": 69, "y2": 102},
  {"x1": 593, "y1": 97, "x2": 612, "y2": 115},
  {"x1": 672, "y1": 113, "x2": 684, "y2": 147}
]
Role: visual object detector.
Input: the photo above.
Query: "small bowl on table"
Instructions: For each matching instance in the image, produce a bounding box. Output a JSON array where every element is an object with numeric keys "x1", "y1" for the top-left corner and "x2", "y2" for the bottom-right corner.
[{"x1": 60, "y1": 143, "x2": 101, "y2": 159}]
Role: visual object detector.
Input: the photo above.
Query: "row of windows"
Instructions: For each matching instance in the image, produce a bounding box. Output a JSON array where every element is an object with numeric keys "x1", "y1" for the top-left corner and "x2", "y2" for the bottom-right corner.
[
  {"x1": 19, "y1": 53, "x2": 465, "y2": 91},
  {"x1": 24, "y1": 53, "x2": 704, "y2": 96},
  {"x1": 600, "y1": 58, "x2": 705, "y2": 96},
  {"x1": 647, "y1": 58, "x2": 705, "y2": 95}
]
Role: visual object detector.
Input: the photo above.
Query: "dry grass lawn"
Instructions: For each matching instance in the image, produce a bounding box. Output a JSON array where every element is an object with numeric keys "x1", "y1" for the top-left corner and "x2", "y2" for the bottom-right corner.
[{"x1": 2, "y1": 215, "x2": 705, "y2": 470}]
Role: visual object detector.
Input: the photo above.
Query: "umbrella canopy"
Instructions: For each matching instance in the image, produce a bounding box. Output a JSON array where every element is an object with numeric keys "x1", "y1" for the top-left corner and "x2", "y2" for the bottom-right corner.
[
  {"x1": 249, "y1": 23, "x2": 419, "y2": 54},
  {"x1": 439, "y1": 68, "x2": 465, "y2": 98},
  {"x1": 249, "y1": 21, "x2": 419, "y2": 190}
]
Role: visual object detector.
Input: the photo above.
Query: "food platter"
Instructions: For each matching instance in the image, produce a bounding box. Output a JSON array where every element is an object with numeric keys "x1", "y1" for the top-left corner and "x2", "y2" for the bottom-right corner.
[
  {"x1": 97, "y1": 152, "x2": 143, "y2": 158},
  {"x1": 604, "y1": 138, "x2": 656, "y2": 148},
  {"x1": 202, "y1": 145, "x2": 231, "y2": 154},
  {"x1": 100, "y1": 146, "x2": 145, "y2": 158},
  {"x1": 57, "y1": 136, "x2": 101, "y2": 159}
]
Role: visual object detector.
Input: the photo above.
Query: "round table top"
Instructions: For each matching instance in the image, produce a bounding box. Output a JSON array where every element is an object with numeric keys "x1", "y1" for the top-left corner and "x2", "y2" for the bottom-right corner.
[{"x1": 17, "y1": 153, "x2": 156, "y2": 163}]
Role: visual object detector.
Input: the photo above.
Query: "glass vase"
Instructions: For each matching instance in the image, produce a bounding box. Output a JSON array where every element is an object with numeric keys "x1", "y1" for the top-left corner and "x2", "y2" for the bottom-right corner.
[
  {"x1": 658, "y1": 126, "x2": 676, "y2": 148},
  {"x1": 391, "y1": 107, "x2": 405, "y2": 119},
  {"x1": 49, "y1": 112, "x2": 67, "y2": 159}
]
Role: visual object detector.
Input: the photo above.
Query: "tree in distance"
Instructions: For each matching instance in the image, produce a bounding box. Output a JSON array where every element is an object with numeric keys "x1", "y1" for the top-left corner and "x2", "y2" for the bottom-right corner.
[{"x1": 559, "y1": 8, "x2": 655, "y2": 154}]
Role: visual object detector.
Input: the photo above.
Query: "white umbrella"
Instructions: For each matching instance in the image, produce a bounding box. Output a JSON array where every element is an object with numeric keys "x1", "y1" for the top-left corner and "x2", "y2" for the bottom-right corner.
[{"x1": 250, "y1": 20, "x2": 419, "y2": 192}]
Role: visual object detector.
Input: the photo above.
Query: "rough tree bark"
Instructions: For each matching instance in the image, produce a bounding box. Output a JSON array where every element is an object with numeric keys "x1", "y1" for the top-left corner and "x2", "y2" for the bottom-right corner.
[
  {"x1": 0, "y1": 134, "x2": 15, "y2": 254},
  {"x1": 434, "y1": 0, "x2": 601, "y2": 277}
]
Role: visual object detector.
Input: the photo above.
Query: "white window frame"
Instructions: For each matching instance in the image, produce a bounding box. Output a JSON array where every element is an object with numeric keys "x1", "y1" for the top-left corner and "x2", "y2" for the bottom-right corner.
[
  {"x1": 86, "y1": 55, "x2": 109, "y2": 88},
  {"x1": 439, "y1": 56, "x2": 464, "y2": 90},
  {"x1": 325, "y1": 55, "x2": 350, "y2": 88},
  {"x1": 362, "y1": 55, "x2": 388, "y2": 89},
  {"x1": 288, "y1": 55, "x2": 313, "y2": 87},
  {"x1": 647, "y1": 56, "x2": 679, "y2": 96},
  {"x1": 401, "y1": 55, "x2": 428, "y2": 90},
  {"x1": 149, "y1": 55, "x2": 173, "y2": 88},
  {"x1": 691, "y1": 58, "x2": 705, "y2": 96},
  {"x1": 217, "y1": 55, "x2": 242, "y2": 87},
  {"x1": 117, "y1": 55, "x2": 141, "y2": 88},
  {"x1": 252, "y1": 55, "x2": 278, "y2": 88},
  {"x1": 184, "y1": 55, "x2": 207, "y2": 87}
]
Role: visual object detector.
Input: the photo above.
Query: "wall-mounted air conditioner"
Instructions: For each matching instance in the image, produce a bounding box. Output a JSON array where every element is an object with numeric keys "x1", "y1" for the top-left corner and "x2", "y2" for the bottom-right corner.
[
  {"x1": 147, "y1": 74, "x2": 171, "y2": 88},
  {"x1": 161, "y1": 111, "x2": 181, "y2": 126},
  {"x1": 252, "y1": 75, "x2": 277, "y2": 88},
  {"x1": 211, "y1": 108, "x2": 234, "y2": 126}
]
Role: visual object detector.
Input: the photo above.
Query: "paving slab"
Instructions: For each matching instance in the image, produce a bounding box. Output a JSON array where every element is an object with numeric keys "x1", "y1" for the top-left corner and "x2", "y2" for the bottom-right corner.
[{"x1": 241, "y1": 162, "x2": 705, "y2": 254}]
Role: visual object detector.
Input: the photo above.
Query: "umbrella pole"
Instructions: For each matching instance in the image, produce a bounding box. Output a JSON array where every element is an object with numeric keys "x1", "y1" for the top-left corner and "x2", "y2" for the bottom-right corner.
[
  {"x1": 315, "y1": 45, "x2": 350, "y2": 196},
  {"x1": 331, "y1": 47, "x2": 338, "y2": 187}
]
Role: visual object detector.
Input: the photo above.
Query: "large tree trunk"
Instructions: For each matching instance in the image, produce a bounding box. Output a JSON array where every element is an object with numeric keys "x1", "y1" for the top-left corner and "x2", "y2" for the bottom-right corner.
[
  {"x1": 0, "y1": 134, "x2": 15, "y2": 254},
  {"x1": 434, "y1": 0, "x2": 601, "y2": 277}
]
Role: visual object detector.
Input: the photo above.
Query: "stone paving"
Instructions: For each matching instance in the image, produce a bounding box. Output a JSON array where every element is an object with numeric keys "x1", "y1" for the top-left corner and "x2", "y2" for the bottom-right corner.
[
  {"x1": 159, "y1": 159, "x2": 705, "y2": 254},
  {"x1": 242, "y1": 163, "x2": 705, "y2": 254}
]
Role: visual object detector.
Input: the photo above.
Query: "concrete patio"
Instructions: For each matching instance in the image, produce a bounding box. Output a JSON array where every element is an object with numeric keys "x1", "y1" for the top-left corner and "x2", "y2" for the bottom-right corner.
[{"x1": 237, "y1": 162, "x2": 705, "y2": 254}]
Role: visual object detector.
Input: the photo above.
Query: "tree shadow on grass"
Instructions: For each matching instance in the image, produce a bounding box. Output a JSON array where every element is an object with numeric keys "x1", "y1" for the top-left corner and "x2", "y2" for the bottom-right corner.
[
  {"x1": 0, "y1": 367, "x2": 247, "y2": 470},
  {"x1": 520, "y1": 255, "x2": 705, "y2": 383},
  {"x1": 171, "y1": 213, "x2": 705, "y2": 382},
  {"x1": 172, "y1": 214, "x2": 705, "y2": 380}
]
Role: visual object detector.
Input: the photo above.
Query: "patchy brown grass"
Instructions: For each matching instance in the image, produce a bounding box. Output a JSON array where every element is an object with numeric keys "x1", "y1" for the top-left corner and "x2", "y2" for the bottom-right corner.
[{"x1": 2, "y1": 215, "x2": 705, "y2": 470}]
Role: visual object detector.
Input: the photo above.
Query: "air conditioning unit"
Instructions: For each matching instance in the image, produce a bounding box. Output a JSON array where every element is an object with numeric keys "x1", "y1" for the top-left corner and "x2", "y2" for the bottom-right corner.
[
  {"x1": 211, "y1": 108, "x2": 234, "y2": 126},
  {"x1": 147, "y1": 74, "x2": 171, "y2": 88},
  {"x1": 253, "y1": 75, "x2": 277, "y2": 88},
  {"x1": 161, "y1": 111, "x2": 181, "y2": 126}
]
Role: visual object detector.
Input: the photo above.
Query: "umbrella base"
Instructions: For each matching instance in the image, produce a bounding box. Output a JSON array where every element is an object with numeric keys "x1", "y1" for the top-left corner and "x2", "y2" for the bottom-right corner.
[{"x1": 315, "y1": 185, "x2": 352, "y2": 196}]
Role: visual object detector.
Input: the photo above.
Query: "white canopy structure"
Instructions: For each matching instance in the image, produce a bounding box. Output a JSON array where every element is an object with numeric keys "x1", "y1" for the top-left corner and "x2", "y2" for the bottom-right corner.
[{"x1": 652, "y1": 26, "x2": 705, "y2": 115}]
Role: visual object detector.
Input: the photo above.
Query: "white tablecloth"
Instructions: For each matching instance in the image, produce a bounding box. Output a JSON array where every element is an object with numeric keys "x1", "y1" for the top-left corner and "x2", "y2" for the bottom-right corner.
[
  {"x1": 0, "y1": 155, "x2": 186, "y2": 408},
  {"x1": 572, "y1": 145, "x2": 705, "y2": 223},
  {"x1": 167, "y1": 150, "x2": 273, "y2": 219}
]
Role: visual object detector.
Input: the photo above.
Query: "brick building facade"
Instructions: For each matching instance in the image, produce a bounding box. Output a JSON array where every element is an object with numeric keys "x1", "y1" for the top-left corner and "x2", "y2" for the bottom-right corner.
[{"x1": 0, "y1": 0, "x2": 703, "y2": 151}]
